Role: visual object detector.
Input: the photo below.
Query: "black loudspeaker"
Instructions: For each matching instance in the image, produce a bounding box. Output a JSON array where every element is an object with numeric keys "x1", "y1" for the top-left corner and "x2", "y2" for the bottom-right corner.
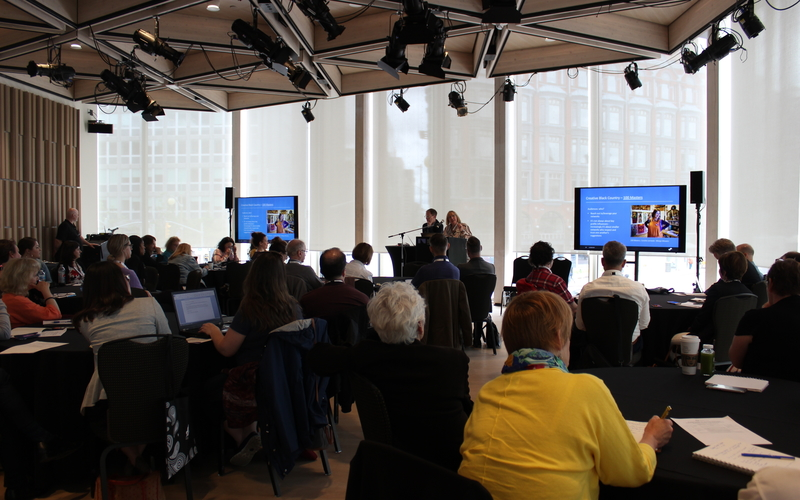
[
  {"x1": 690, "y1": 171, "x2": 704, "y2": 205},
  {"x1": 225, "y1": 187, "x2": 234, "y2": 209},
  {"x1": 88, "y1": 121, "x2": 113, "y2": 134}
]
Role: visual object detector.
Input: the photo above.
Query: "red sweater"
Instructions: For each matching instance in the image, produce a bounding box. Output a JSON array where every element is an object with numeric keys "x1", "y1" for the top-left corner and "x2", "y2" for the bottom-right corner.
[{"x1": 1, "y1": 293, "x2": 61, "y2": 328}]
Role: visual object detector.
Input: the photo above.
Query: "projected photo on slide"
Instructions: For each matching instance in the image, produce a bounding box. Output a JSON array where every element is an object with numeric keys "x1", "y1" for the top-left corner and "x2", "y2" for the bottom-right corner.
[
  {"x1": 268, "y1": 210, "x2": 294, "y2": 234},
  {"x1": 630, "y1": 205, "x2": 680, "y2": 238}
]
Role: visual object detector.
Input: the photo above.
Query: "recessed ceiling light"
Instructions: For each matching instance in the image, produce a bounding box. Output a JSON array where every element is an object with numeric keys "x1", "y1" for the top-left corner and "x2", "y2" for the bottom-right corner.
[
  {"x1": 545, "y1": 38, "x2": 556, "y2": 42},
  {"x1": 70, "y1": 43, "x2": 82, "y2": 49},
  {"x1": 207, "y1": 4, "x2": 221, "y2": 12}
]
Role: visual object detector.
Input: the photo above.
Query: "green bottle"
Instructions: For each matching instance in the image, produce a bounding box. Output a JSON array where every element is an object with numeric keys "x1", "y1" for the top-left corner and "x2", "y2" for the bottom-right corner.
[{"x1": 700, "y1": 344, "x2": 715, "y2": 376}]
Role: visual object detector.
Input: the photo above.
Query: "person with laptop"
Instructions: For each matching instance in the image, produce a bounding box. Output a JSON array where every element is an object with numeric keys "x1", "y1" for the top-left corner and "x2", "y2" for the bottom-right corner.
[
  {"x1": 199, "y1": 251, "x2": 302, "y2": 467},
  {"x1": 73, "y1": 261, "x2": 170, "y2": 475}
]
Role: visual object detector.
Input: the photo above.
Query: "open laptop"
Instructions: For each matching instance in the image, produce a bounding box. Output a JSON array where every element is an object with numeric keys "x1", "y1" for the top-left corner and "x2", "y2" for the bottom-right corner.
[{"x1": 171, "y1": 288, "x2": 226, "y2": 336}]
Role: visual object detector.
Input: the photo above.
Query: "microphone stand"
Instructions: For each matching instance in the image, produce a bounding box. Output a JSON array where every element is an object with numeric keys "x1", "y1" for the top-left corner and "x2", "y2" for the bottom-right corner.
[
  {"x1": 694, "y1": 202, "x2": 703, "y2": 293},
  {"x1": 388, "y1": 226, "x2": 423, "y2": 277}
]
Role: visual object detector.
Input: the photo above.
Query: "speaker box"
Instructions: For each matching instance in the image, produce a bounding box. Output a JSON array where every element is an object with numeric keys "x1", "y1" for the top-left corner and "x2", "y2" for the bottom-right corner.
[
  {"x1": 690, "y1": 171, "x2": 704, "y2": 205},
  {"x1": 225, "y1": 187, "x2": 234, "y2": 209},
  {"x1": 88, "y1": 121, "x2": 113, "y2": 134}
]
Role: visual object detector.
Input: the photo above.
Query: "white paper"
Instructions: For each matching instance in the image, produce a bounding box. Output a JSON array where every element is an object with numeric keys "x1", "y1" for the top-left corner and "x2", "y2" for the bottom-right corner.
[
  {"x1": 0, "y1": 342, "x2": 67, "y2": 354},
  {"x1": 626, "y1": 420, "x2": 647, "y2": 442},
  {"x1": 39, "y1": 328, "x2": 67, "y2": 337},
  {"x1": 185, "y1": 337, "x2": 211, "y2": 344},
  {"x1": 679, "y1": 302, "x2": 703, "y2": 308},
  {"x1": 52, "y1": 292, "x2": 76, "y2": 298},
  {"x1": 11, "y1": 327, "x2": 44, "y2": 337},
  {"x1": 42, "y1": 319, "x2": 73, "y2": 326},
  {"x1": 673, "y1": 416, "x2": 772, "y2": 445}
]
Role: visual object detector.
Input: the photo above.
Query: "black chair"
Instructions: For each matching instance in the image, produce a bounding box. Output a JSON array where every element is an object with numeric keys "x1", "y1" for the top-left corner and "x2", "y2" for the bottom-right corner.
[
  {"x1": 353, "y1": 278, "x2": 375, "y2": 298},
  {"x1": 417, "y1": 279, "x2": 472, "y2": 349},
  {"x1": 96, "y1": 335, "x2": 192, "y2": 500},
  {"x1": 461, "y1": 274, "x2": 498, "y2": 354},
  {"x1": 551, "y1": 256, "x2": 572, "y2": 287},
  {"x1": 348, "y1": 372, "x2": 392, "y2": 446},
  {"x1": 402, "y1": 261, "x2": 428, "y2": 278},
  {"x1": 713, "y1": 293, "x2": 758, "y2": 365},
  {"x1": 224, "y1": 262, "x2": 251, "y2": 315},
  {"x1": 158, "y1": 264, "x2": 182, "y2": 292},
  {"x1": 751, "y1": 280, "x2": 767, "y2": 308},
  {"x1": 144, "y1": 266, "x2": 159, "y2": 293},
  {"x1": 511, "y1": 255, "x2": 531, "y2": 284},
  {"x1": 130, "y1": 287, "x2": 150, "y2": 298},
  {"x1": 185, "y1": 269, "x2": 204, "y2": 290},
  {"x1": 346, "y1": 440, "x2": 493, "y2": 500},
  {"x1": 579, "y1": 295, "x2": 639, "y2": 367}
]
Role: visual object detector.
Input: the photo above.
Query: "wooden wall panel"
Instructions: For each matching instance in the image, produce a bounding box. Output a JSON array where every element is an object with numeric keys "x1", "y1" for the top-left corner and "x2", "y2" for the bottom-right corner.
[{"x1": 0, "y1": 83, "x2": 81, "y2": 258}]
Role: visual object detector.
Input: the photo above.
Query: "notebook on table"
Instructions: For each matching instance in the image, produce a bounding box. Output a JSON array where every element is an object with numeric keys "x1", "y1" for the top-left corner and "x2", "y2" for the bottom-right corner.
[
  {"x1": 693, "y1": 438, "x2": 800, "y2": 475},
  {"x1": 171, "y1": 288, "x2": 226, "y2": 337},
  {"x1": 705, "y1": 374, "x2": 769, "y2": 392}
]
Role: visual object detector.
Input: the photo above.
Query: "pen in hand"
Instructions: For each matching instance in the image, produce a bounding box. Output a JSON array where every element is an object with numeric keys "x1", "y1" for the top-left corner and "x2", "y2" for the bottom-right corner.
[{"x1": 660, "y1": 406, "x2": 672, "y2": 419}]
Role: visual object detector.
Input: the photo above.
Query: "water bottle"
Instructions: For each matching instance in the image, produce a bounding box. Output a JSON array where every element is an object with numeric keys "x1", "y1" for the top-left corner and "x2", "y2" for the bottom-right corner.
[
  {"x1": 37, "y1": 268, "x2": 46, "y2": 283},
  {"x1": 57, "y1": 264, "x2": 66, "y2": 285},
  {"x1": 700, "y1": 344, "x2": 715, "y2": 376}
]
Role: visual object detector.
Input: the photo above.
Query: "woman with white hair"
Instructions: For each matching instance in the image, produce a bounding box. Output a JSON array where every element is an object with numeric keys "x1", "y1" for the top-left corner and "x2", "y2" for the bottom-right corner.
[{"x1": 307, "y1": 281, "x2": 472, "y2": 471}]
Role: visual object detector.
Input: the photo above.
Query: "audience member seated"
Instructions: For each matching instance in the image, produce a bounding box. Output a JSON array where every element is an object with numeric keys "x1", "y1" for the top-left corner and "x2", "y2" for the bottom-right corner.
[
  {"x1": 56, "y1": 240, "x2": 85, "y2": 285},
  {"x1": 73, "y1": 261, "x2": 169, "y2": 473},
  {"x1": 457, "y1": 236, "x2": 495, "y2": 278},
  {"x1": 213, "y1": 236, "x2": 239, "y2": 265},
  {"x1": 200, "y1": 251, "x2": 302, "y2": 466},
  {"x1": 142, "y1": 235, "x2": 164, "y2": 266},
  {"x1": 17, "y1": 237, "x2": 51, "y2": 283},
  {"x1": 162, "y1": 236, "x2": 181, "y2": 261},
  {"x1": 0, "y1": 239, "x2": 21, "y2": 274},
  {"x1": 269, "y1": 236, "x2": 288, "y2": 262},
  {"x1": 345, "y1": 242, "x2": 374, "y2": 282},
  {"x1": 737, "y1": 243, "x2": 764, "y2": 281},
  {"x1": 575, "y1": 241, "x2": 650, "y2": 347},
  {"x1": 729, "y1": 259, "x2": 800, "y2": 381},
  {"x1": 0, "y1": 258, "x2": 61, "y2": 328},
  {"x1": 307, "y1": 281, "x2": 472, "y2": 471},
  {"x1": 169, "y1": 243, "x2": 207, "y2": 286},
  {"x1": 780, "y1": 251, "x2": 800, "y2": 262},
  {"x1": 411, "y1": 233, "x2": 460, "y2": 288},
  {"x1": 738, "y1": 467, "x2": 800, "y2": 500},
  {"x1": 458, "y1": 290, "x2": 673, "y2": 500},
  {"x1": 0, "y1": 291, "x2": 9, "y2": 340},
  {"x1": 300, "y1": 248, "x2": 369, "y2": 322},
  {"x1": 686, "y1": 251, "x2": 751, "y2": 345},
  {"x1": 248, "y1": 232, "x2": 268, "y2": 260},
  {"x1": 285, "y1": 239, "x2": 322, "y2": 291},
  {"x1": 106, "y1": 234, "x2": 143, "y2": 290},
  {"x1": 516, "y1": 241, "x2": 577, "y2": 312},
  {"x1": 709, "y1": 238, "x2": 762, "y2": 289},
  {"x1": 125, "y1": 235, "x2": 147, "y2": 286}
]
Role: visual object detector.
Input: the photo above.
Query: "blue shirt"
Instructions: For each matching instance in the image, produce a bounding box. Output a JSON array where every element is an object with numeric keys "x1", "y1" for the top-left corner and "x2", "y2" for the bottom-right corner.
[{"x1": 411, "y1": 256, "x2": 460, "y2": 288}]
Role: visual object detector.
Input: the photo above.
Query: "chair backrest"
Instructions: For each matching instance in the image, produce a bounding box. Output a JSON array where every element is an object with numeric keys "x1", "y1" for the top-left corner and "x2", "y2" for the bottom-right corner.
[
  {"x1": 158, "y1": 264, "x2": 182, "y2": 292},
  {"x1": 144, "y1": 266, "x2": 159, "y2": 292},
  {"x1": 353, "y1": 278, "x2": 375, "y2": 298},
  {"x1": 286, "y1": 274, "x2": 309, "y2": 301},
  {"x1": 185, "y1": 269, "x2": 204, "y2": 289},
  {"x1": 751, "y1": 280, "x2": 768, "y2": 308},
  {"x1": 417, "y1": 279, "x2": 472, "y2": 349},
  {"x1": 225, "y1": 262, "x2": 251, "y2": 300},
  {"x1": 511, "y1": 256, "x2": 531, "y2": 284},
  {"x1": 580, "y1": 296, "x2": 639, "y2": 367},
  {"x1": 551, "y1": 257, "x2": 572, "y2": 287},
  {"x1": 325, "y1": 304, "x2": 369, "y2": 347},
  {"x1": 346, "y1": 440, "x2": 493, "y2": 500},
  {"x1": 446, "y1": 237, "x2": 468, "y2": 266},
  {"x1": 713, "y1": 293, "x2": 758, "y2": 363},
  {"x1": 348, "y1": 372, "x2": 393, "y2": 446},
  {"x1": 403, "y1": 261, "x2": 428, "y2": 278},
  {"x1": 97, "y1": 335, "x2": 188, "y2": 443},
  {"x1": 461, "y1": 274, "x2": 497, "y2": 322}
]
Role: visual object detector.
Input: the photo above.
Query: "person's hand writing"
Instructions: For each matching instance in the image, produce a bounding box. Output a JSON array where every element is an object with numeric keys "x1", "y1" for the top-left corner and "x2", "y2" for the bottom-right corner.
[{"x1": 640, "y1": 415, "x2": 673, "y2": 451}]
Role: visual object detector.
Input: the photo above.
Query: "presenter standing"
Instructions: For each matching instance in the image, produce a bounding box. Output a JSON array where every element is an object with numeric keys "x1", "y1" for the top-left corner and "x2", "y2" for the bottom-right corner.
[
  {"x1": 422, "y1": 209, "x2": 443, "y2": 234},
  {"x1": 444, "y1": 211, "x2": 472, "y2": 239}
]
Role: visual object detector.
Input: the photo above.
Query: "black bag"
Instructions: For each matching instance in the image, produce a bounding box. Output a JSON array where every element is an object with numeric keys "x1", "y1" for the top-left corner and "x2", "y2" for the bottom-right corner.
[{"x1": 164, "y1": 338, "x2": 196, "y2": 480}]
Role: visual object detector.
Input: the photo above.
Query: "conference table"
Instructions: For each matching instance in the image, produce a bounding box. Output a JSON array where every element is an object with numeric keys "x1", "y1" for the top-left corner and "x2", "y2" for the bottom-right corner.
[
  {"x1": 583, "y1": 367, "x2": 800, "y2": 499},
  {"x1": 641, "y1": 293, "x2": 703, "y2": 366}
]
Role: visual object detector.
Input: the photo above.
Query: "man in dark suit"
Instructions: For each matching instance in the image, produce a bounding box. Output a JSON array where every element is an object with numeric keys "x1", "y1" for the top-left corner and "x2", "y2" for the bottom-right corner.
[
  {"x1": 411, "y1": 233, "x2": 459, "y2": 288},
  {"x1": 457, "y1": 236, "x2": 495, "y2": 278},
  {"x1": 285, "y1": 239, "x2": 322, "y2": 291},
  {"x1": 306, "y1": 281, "x2": 472, "y2": 472},
  {"x1": 422, "y1": 208, "x2": 443, "y2": 234},
  {"x1": 300, "y1": 247, "x2": 368, "y2": 321}
]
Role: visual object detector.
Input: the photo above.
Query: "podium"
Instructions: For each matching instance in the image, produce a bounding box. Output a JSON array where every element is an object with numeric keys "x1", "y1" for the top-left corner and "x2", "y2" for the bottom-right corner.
[{"x1": 385, "y1": 237, "x2": 468, "y2": 277}]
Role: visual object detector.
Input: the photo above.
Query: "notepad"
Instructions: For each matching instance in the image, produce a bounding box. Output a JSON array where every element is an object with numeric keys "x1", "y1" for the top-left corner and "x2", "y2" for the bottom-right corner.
[
  {"x1": 693, "y1": 438, "x2": 800, "y2": 475},
  {"x1": 705, "y1": 374, "x2": 769, "y2": 392}
]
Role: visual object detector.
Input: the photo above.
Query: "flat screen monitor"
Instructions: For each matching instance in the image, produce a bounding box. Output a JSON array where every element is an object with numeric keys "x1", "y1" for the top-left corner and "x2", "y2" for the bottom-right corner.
[
  {"x1": 235, "y1": 195, "x2": 298, "y2": 243},
  {"x1": 574, "y1": 185, "x2": 687, "y2": 253}
]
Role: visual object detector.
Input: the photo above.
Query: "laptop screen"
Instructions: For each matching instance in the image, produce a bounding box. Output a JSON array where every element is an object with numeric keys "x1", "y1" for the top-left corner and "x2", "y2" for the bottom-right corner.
[{"x1": 171, "y1": 288, "x2": 222, "y2": 331}]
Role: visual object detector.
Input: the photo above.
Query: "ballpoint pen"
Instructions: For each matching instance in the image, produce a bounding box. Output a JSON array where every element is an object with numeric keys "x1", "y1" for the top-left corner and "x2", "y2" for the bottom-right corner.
[
  {"x1": 741, "y1": 453, "x2": 795, "y2": 460},
  {"x1": 660, "y1": 406, "x2": 672, "y2": 419}
]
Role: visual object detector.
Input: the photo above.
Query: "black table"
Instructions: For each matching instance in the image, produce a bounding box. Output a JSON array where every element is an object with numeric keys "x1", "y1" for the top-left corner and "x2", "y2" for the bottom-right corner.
[
  {"x1": 49, "y1": 285, "x2": 83, "y2": 316},
  {"x1": 584, "y1": 367, "x2": 800, "y2": 499},
  {"x1": 641, "y1": 294, "x2": 702, "y2": 365}
]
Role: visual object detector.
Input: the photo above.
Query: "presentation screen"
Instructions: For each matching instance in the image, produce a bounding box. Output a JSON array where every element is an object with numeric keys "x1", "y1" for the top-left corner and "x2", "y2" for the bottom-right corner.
[
  {"x1": 574, "y1": 185, "x2": 687, "y2": 253},
  {"x1": 235, "y1": 196, "x2": 298, "y2": 243}
]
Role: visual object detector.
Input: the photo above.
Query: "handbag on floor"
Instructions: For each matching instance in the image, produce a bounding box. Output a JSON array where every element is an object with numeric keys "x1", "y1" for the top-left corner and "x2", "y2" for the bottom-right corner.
[{"x1": 93, "y1": 472, "x2": 165, "y2": 500}]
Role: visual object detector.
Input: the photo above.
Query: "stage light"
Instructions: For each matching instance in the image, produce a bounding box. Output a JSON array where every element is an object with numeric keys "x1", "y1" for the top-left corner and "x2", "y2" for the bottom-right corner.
[
  {"x1": 481, "y1": 0, "x2": 522, "y2": 24},
  {"x1": 681, "y1": 32, "x2": 738, "y2": 74},
  {"x1": 232, "y1": 19, "x2": 292, "y2": 68},
  {"x1": 301, "y1": 101, "x2": 315, "y2": 123},
  {"x1": 295, "y1": 0, "x2": 346, "y2": 41},
  {"x1": 100, "y1": 69, "x2": 165, "y2": 121},
  {"x1": 448, "y1": 90, "x2": 467, "y2": 117},
  {"x1": 418, "y1": 31, "x2": 451, "y2": 79},
  {"x1": 624, "y1": 62, "x2": 642, "y2": 90},
  {"x1": 378, "y1": 22, "x2": 409, "y2": 79},
  {"x1": 133, "y1": 29, "x2": 186, "y2": 67},
  {"x1": 393, "y1": 90, "x2": 410, "y2": 112},
  {"x1": 733, "y1": 0, "x2": 765, "y2": 39},
  {"x1": 27, "y1": 61, "x2": 76, "y2": 85},
  {"x1": 502, "y1": 79, "x2": 515, "y2": 102}
]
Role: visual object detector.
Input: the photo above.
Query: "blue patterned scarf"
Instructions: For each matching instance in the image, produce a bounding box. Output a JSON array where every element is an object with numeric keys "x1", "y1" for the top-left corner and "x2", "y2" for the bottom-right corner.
[{"x1": 502, "y1": 348, "x2": 569, "y2": 374}]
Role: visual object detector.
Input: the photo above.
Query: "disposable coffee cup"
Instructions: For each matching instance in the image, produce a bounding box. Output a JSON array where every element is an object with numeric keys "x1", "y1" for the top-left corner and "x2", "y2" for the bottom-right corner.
[{"x1": 680, "y1": 335, "x2": 701, "y2": 375}]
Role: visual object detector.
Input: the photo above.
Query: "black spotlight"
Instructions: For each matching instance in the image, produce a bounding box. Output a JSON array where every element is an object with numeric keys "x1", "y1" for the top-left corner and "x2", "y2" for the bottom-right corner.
[
  {"x1": 448, "y1": 90, "x2": 467, "y2": 117},
  {"x1": 393, "y1": 90, "x2": 410, "y2": 112},
  {"x1": 681, "y1": 33, "x2": 738, "y2": 74},
  {"x1": 733, "y1": 0, "x2": 765, "y2": 39},
  {"x1": 295, "y1": 0, "x2": 346, "y2": 41},
  {"x1": 502, "y1": 79, "x2": 515, "y2": 102},
  {"x1": 232, "y1": 19, "x2": 292, "y2": 68},
  {"x1": 624, "y1": 62, "x2": 642, "y2": 90},
  {"x1": 133, "y1": 29, "x2": 186, "y2": 66},
  {"x1": 418, "y1": 34, "x2": 451, "y2": 79},
  {"x1": 482, "y1": 0, "x2": 522, "y2": 24},
  {"x1": 378, "y1": 23, "x2": 410, "y2": 79},
  {"x1": 301, "y1": 102, "x2": 315, "y2": 123},
  {"x1": 100, "y1": 69, "x2": 165, "y2": 121},
  {"x1": 27, "y1": 61, "x2": 76, "y2": 85}
]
